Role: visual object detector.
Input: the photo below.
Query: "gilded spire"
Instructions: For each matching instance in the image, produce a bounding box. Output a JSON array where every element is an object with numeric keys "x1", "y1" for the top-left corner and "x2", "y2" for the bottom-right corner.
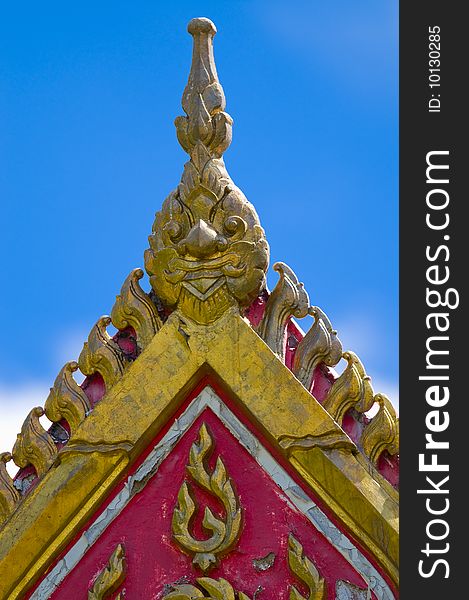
[
  {"x1": 176, "y1": 18, "x2": 232, "y2": 159},
  {"x1": 145, "y1": 18, "x2": 269, "y2": 325}
]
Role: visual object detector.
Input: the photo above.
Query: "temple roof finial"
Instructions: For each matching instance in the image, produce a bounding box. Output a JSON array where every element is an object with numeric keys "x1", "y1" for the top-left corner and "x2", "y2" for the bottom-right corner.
[
  {"x1": 175, "y1": 17, "x2": 232, "y2": 158},
  {"x1": 145, "y1": 18, "x2": 268, "y2": 325}
]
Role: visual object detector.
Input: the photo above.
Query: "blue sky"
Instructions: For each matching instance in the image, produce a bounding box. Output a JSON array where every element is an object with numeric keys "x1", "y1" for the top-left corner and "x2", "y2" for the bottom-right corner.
[{"x1": 0, "y1": 1, "x2": 398, "y2": 453}]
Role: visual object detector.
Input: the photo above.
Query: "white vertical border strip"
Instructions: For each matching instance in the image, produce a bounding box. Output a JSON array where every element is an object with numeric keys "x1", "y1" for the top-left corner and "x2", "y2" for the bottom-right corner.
[{"x1": 31, "y1": 386, "x2": 395, "y2": 600}]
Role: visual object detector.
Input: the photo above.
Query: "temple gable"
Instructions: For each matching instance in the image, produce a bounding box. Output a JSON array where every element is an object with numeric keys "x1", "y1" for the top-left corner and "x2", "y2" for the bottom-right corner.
[{"x1": 0, "y1": 17, "x2": 398, "y2": 600}]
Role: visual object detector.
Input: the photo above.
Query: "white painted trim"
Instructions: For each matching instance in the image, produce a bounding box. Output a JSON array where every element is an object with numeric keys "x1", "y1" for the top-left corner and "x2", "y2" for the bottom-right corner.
[{"x1": 31, "y1": 387, "x2": 394, "y2": 600}]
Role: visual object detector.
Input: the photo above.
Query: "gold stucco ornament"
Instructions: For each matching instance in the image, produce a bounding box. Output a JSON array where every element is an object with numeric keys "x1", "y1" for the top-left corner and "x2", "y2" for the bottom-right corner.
[
  {"x1": 288, "y1": 534, "x2": 326, "y2": 600},
  {"x1": 44, "y1": 361, "x2": 91, "y2": 435},
  {"x1": 111, "y1": 268, "x2": 162, "y2": 350},
  {"x1": 0, "y1": 453, "x2": 20, "y2": 525},
  {"x1": 293, "y1": 307, "x2": 343, "y2": 390},
  {"x1": 172, "y1": 423, "x2": 242, "y2": 572},
  {"x1": 78, "y1": 316, "x2": 127, "y2": 389},
  {"x1": 257, "y1": 262, "x2": 310, "y2": 360},
  {"x1": 144, "y1": 18, "x2": 269, "y2": 324},
  {"x1": 88, "y1": 543, "x2": 126, "y2": 600},
  {"x1": 323, "y1": 351, "x2": 374, "y2": 426},
  {"x1": 12, "y1": 407, "x2": 57, "y2": 478},
  {"x1": 164, "y1": 577, "x2": 252, "y2": 600},
  {"x1": 361, "y1": 393, "x2": 399, "y2": 464}
]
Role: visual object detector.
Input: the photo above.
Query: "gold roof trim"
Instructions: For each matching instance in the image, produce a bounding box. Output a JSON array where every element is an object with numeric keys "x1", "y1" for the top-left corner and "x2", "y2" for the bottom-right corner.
[{"x1": 0, "y1": 312, "x2": 398, "y2": 598}]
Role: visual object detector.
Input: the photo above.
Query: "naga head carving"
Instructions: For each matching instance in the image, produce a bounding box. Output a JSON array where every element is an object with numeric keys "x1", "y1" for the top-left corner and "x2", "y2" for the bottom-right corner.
[{"x1": 144, "y1": 18, "x2": 269, "y2": 324}]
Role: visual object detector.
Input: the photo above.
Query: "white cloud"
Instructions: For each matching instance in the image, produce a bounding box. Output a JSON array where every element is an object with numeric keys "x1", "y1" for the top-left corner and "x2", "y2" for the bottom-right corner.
[
  {"x1": 332, "y1": 313, "x2": 399, "y2": 412},
  {"x1": 0, "y1": 382, "x2": 51, "y2": 477},
  {"x1": 334, "y1": 315, "x2": 381, "y2": 359},
  {"x1": 50, "y1": 328, "x2": 88, "y2": 383},
  {"x1": 0, "y1": 326, "x2": 88, "y2": 476},
  {"x1": 369, "y1": 377, "x2": 399, "y2": 415}
]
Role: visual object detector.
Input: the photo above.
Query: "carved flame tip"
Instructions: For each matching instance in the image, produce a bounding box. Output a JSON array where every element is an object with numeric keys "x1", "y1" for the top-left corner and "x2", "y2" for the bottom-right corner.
[
  {"x1": 177, "y1": 14, "x2": 228, "y2": 155},
  {"x1": 188, "y1": 17, "x2": 217, "y2": 36}
]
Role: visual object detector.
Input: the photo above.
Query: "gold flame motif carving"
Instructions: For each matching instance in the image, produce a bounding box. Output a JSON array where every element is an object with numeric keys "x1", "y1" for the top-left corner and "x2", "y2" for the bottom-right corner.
[
  {"x1": 257, "y1": 262, "x2": 310, "y2": 360},
  {"x1": 163, "y1": 577, "x2": 252, "y2": 600},
  {"x1": 111, "y1": 268, "x2": 162, "y2": 350},
  {"x1": 172, "y1": 423, "x2": 242, "y2": 572},
  {"x1": 144, "y1": 17, "x2": 269, "y2": 325},
  {"x1": 78, "y1": 316, "x2": 127, "y2": 390},
  {"x1": 323, "y1": 351, "x2": 374, "y2": 426},
  {"x1": 293, "y1": 307, "x2": 342, "y2": 390},
  {"x1": 12, "y1": 407, "x2": 57, "y2": 477},
  {"x1": 0, "y1": 453, "x2": 20, "y2": 526},
  {"x1": 361, "y1": 393, "x2": 399, "y2": 464},
  {"x1": 88, "y1": 543, "x2": 126, "y2": 600},
  {"x1": 288, "y1": 534, "x2": 326, "y2": 600},
  {"x1": 44, "y1": 361, "x2": 91, "y2": 435}
]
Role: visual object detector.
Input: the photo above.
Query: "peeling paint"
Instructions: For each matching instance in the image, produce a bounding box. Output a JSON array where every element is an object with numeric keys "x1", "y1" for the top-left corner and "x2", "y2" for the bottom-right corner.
[
  {"x1": 13, "y1": 472, "x2": 36, "y2": 494},
  {"x1": 336, "y1": 580, "x2": 371, "y2": 600},
  {"x1": 253, "y1": 585, "x2": 264, "y2": 599},
  {"x1": 252, "y1": 552, "x2": 276, "y2": 572}
]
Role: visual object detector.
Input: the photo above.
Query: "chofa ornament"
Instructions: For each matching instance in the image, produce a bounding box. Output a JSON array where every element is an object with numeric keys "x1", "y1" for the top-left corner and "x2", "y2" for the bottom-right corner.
[{"x1": 144, "y1": 18, "x2": 269, "y2": 324}]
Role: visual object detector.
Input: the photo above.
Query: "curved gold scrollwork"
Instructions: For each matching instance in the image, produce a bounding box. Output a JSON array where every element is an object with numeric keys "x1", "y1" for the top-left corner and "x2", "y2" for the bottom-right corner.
[
  {"x1": 257, "y1": 262, "x2": 309, "y2": 360},
  {"x1": 322, "y1": 351, "x2": 374, "y2": 426},
  {"x1": 111, "y1": 268, "x2": 162, "y2": 350},
  {"x1": 288, "y1": 534, "x2": 326, "y2": 600},
  {"x1": 278, "y1": 429, "x2": 356, "y2": 454},
  {"x1": 12, "y1": 407, "x2": 57, "y2": 477},
  {"x1": 88, "y1": 543, "x2": 126, "y2": 600},
  {"x1": 163, "y1": 577, "x2": 252, "y2": 600},
  {"x1": 0, "y1": 453, "x2": 20, "y2": 526},
  {"x1": 44, "y1": 361, "x2": 91, "y2": 435},
  {"x1": 293, "y1": 307, "x2": 342, "y2": 391},
  {"x1": 361, "y1": 393, "x2": 399, "y2": 464},
  {"x1": 78, "y1": 316, "x2": 127, "y2": 390},
  {"x1": 172, "y1": 423, "x2": 242, "y2": 572}
]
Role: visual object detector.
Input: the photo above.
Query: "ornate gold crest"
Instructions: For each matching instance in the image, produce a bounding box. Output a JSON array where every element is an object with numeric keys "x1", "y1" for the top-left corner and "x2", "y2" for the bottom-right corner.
[{"x1": 144, "y1": 18, "x2": 269, "y2": 324}]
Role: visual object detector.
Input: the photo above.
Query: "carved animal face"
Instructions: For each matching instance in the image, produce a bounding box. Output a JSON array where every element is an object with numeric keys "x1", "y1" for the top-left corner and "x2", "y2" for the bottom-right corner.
[{"x1": 145, "y1": 175, "x2": 269, "y2": 323}]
